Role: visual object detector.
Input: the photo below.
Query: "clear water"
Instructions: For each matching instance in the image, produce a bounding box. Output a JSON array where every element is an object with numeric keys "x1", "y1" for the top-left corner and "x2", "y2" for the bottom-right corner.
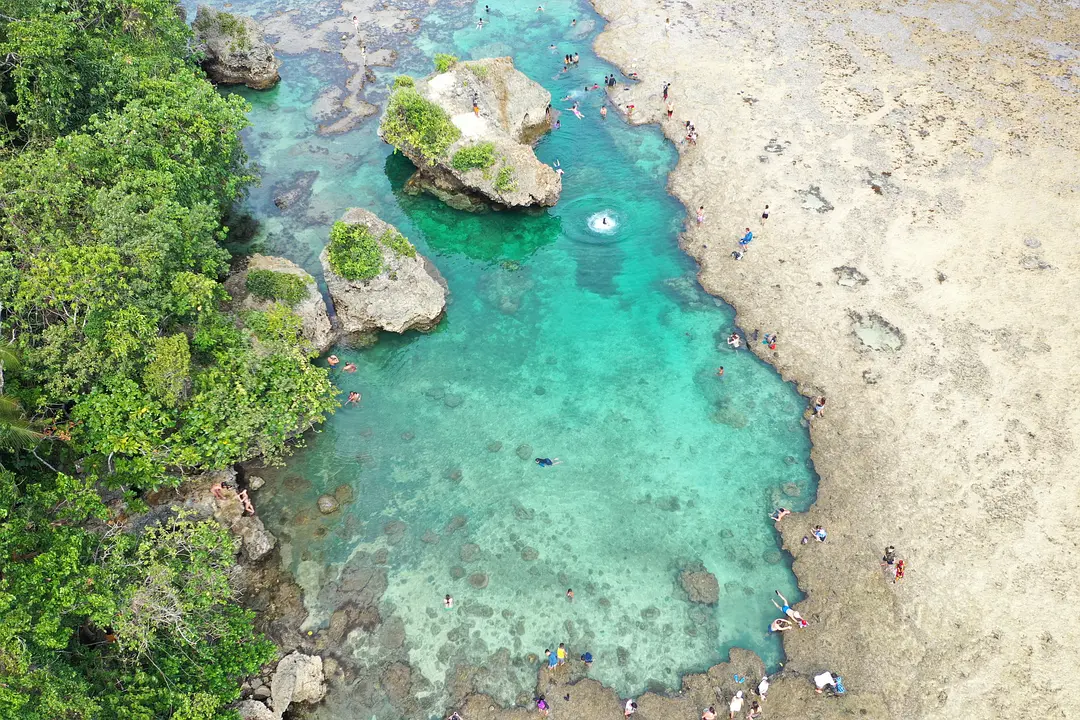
[{"x1": 222, "y1": 0, "x2": 816, "y2": 714}]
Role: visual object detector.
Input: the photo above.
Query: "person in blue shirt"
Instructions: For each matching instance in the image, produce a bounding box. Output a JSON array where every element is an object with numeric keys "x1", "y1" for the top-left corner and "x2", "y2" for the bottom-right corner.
[
  {"x1": 739, "y1": 228, "x2": 753, "y2": 246},
  {"x1": 546, "y1": 649, "x2": 558, "y2": 668},
  {"x1": 580, "y1": 652, "x2": 593, "y2": 666}
]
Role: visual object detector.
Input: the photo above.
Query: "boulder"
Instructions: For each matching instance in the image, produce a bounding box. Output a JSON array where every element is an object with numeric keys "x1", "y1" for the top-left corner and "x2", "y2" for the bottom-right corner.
[
  {"x1": 320, "y1": 208, "x2": 447, "y2": 334},
  {"x1": 232, "y1": 514, "x2": 277, "y2": 562},
  {"x1": 225, "y1": 254, "x2": 335, "y2": 354},
  {"x1": 317, "y1": 494, "x2": 340, "y2": 514},
  {"x1": 193, "y1": 6, "x2": 280, "y2": 90},
  {"x1": 270, "y1": 652, "x2": 326, "y2": 715},
  {"x1": 235, "y1": 699, "x2": 276, "y2": 720},
  {"x1": 679, "y1": 568, "x2": 720, "y2": 605},
  {"x1": 379, "y1": 57, "x2": 560, "y2": 209}
]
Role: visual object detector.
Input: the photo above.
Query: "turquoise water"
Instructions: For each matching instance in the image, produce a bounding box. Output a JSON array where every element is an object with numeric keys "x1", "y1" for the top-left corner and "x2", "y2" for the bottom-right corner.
[{"x1": 225, "y1": 0, "x2": 815, "y2": 714}]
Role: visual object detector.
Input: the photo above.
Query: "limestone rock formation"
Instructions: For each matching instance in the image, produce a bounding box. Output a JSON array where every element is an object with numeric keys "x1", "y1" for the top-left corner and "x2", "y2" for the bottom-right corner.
[
  {"x1": 269, "y1": 652, "x2": 326, "y2": 716},
  {"x1": 193, "y1": 6, "x2": 280, "y2": 90},
  {"x1": 235, "y1": 699, "x2": 276, "y2": 720},
  {"x1": 679, "y1": 568, "x2": 720, "y2": 604},
  {"x1": 225, "y1": 254, "x2": 334, "y2": 354},
  {"x1": 320, "y1": 208, "x2": 447, "y2": 334},
  {"x1": 379, "y1": 57, "x2": 560, "y2": 209}
]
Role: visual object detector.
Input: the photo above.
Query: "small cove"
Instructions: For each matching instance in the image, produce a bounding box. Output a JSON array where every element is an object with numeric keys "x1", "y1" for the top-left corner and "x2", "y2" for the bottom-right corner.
[{"x1": 220, "y1": 0, "x2": 817, "y2": 715}]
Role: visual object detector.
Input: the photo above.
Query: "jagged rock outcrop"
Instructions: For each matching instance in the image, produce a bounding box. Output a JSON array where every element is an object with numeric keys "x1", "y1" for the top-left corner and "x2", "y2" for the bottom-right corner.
[
  {"x1": 320, "y1": 208, "x2": 447, "y2": 334},
  {"x1": 193, "y1": 6, "x2": 280, "y2": 90},
  {"x1": 225, "y1": 254, "x2": 335, "y2": 354},
  {"x1": 269, "y1": 652, "x2": 326, "y2": 717},
  {"x1": 379, "y1": 57, "x2": 560, "y2": 209}
]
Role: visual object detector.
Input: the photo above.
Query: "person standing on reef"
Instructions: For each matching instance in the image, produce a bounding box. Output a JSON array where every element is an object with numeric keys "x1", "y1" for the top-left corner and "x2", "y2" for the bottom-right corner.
[
  {"x1": 813, "y1": 396, "x2": 826, "y2": 418},
  {"x1": 761, "y1": 204, "x2": 770, "y2": 221},
  {"x1": 739, "y1": 228, "x2": 753, "y2": 246},
  {"x1": 663, "y1": 81, "x2": 670, "y2": 100},
  {"x1": 757, "y1": 675, "x2": 770, "y2": 701},
  {"x1": 557, "y1": 642, "x2": 567, "y2": 665},
  {"x1": 696, "y1": 205, "x2": 705, "y2": 223},
  {"x1": 728, "y1": 690, "x2": 744, "y2": 719},
  {"x1": 546, "y1": 648, "x2": 558, "y2": 669},
  {"x1": 624, "y1": 699, "x2": 637, "y2": 717},
  {"x1": 667, "y1": 101, "x2": 675, "y2": 118},
  {"x1": 894, "y1": 559, "x2": 906, "y2": 583}
]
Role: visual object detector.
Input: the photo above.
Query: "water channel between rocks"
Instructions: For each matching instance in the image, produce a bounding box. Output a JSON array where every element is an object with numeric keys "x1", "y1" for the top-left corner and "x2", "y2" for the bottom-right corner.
[{"x1": 218, "y1": 0, "x2": 817, "y2": 715}]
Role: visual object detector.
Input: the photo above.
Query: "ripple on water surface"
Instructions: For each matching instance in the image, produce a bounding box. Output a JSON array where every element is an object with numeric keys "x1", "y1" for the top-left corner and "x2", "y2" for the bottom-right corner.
[{"x1": 232, "y1": 0, "x2": 817, "y2": 714}]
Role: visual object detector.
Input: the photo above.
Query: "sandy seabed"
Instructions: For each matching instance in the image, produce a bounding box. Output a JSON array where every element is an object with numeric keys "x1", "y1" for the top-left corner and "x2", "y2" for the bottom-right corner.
[{"x1": 537, "y1": 0, "x2": 1080, "y2": 718}]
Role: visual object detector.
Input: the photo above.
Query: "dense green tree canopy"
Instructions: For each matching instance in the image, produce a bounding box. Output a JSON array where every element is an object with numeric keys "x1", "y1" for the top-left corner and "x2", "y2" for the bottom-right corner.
[{"x1": 0, "y1": 1, "x2": 338, "y2": 717}]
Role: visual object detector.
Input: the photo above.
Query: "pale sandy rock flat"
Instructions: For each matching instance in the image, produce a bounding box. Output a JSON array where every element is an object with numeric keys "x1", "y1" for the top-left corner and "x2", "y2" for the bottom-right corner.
[{"x1": 584, "y1": 0, "x2": 1080, "y2": 717}]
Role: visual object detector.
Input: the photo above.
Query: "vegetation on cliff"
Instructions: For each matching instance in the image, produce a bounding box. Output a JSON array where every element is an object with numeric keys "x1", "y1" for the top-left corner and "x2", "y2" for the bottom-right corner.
[
  {"x1": 381, "y1": 85, "x2": 461, "y2": 161},
  {"x1": 327, "y1": 221, "x2": 417, "y2": 282},
  {"x1": 0, "y1": 1, "x2": 335, "y2": 717}
]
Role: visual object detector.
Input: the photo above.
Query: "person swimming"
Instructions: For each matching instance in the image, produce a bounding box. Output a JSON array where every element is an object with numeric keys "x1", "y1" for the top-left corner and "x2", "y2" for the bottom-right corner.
[
  {"x1": 535, "y1": 457, "x2": 562, "y2": 467},
  {"x1": 602, "y1": 216, "x2": 608, "y2": 225}
]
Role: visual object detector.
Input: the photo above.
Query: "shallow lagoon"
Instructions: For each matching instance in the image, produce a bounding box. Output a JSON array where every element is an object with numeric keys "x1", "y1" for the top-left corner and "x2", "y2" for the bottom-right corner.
[{"x1": 223, "y1": 0, "x2": 816, "y2": 713}]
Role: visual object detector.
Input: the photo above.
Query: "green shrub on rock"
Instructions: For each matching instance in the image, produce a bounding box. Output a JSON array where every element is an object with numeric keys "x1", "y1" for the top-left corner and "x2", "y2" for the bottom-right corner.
[
  {"x1": 382, "y1": 86, "x2": 461, "y2": 160},
  {"x1": 245, "y1": 269, "x2": 310, "y2": 306},
  {"x1": 393, "y1": 75, "x2": 415, "y2": 88},
  {"x1": 327, "y1": 222, "x2": 383, "y2": 281},
  {"x1": 451, "y1": 142, "x2": 497, "y2": 172},
  {"x1": 381, "y1": 229, "x2": 417, "y2": 259},
  {"x1": 433, "y1": 53, "x2": 458, "y2": 73},
  {"x1": 494, "y1": 166, "x2": 518, "y2": 193}
]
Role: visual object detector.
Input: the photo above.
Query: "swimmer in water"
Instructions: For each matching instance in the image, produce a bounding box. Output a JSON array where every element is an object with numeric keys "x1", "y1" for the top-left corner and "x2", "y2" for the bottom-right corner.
[
  {"x1": 444, "y1": 594, "x2": 453, "y2": 609},
  {"x1": 553, "y1": 159, "x2": 563, "y2": 176},
  {"x1": 602, "y1": 216, "x2": 608, "y2": 225},
  {"x1": 535, "y1": 457, "x2": 562, "y2": 467},
  {"x1": 600, "y1": 105, "x2": 607, "y2": 118},
  {"x1": 347, "y1": 391, "x2": 361, "y2": 404}
]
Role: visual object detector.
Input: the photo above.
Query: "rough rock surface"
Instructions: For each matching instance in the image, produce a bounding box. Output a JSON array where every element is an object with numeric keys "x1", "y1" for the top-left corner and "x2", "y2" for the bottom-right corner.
[
  {"x1": 225, "y1": 254, "x2": 334, "y2": 354},
  {"x1": 678, "y1": 568, "x2": 719, "y2": 604},
  {"x1": 380, "y1": 57, "x2": 560, "y2": 209},
  {"x1": 589, "y1": 0, "x2": 1080, "y2": 717},
  {"x1": 270, "y1": 652, "x2": 326, "y2": 715},
  {"x1": 320, "y1": 208, "x2": 447, "y2": 334},
  {"x1": 193, "y1": 6, "x2": 280, "y2": 90},
  {"x1": 234, "y1": 700, "x2": 276, "y2": 720}
]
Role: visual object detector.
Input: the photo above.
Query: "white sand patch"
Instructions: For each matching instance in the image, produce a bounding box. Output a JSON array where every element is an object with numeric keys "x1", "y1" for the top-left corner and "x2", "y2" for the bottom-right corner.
[{"x1": 452, "y1": 112, "x2": 491, "y2": 139}]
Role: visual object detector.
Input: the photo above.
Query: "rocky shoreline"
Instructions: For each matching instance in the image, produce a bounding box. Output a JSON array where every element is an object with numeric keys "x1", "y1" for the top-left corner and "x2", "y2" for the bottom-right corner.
[{"x1": 585, "y1": 0, "x2": 1080, "y2": 718}]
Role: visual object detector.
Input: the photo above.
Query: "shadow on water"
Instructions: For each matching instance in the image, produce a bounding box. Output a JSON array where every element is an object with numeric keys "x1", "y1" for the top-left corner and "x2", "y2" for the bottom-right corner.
[{"x1": 386, "y1": 152, "x2": 563, "y2": 263}]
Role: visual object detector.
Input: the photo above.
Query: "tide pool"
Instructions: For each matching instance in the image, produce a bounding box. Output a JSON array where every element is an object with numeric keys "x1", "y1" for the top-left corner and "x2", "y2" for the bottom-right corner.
[{"x1": 225, "y1": 0, "x2": 816, "y2": 715}]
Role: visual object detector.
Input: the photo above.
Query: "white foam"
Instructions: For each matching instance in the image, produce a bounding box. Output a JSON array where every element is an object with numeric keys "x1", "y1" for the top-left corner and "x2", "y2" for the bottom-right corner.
[{"x1": 587, "y1": 211, "x2": 619, "y2": 234}]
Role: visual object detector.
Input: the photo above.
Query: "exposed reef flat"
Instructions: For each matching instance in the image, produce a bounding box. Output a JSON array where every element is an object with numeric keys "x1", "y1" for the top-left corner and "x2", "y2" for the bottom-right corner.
[{"x1": 584, "y1": 0, "x2": 1080, "y2": 717}]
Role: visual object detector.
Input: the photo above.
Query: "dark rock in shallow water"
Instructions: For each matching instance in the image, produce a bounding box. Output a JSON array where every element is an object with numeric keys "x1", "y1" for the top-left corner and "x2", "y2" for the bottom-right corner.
[
  {"x1": 521, "y1": 546, "x2": 539, "y2": 561},
  {"x1": 443, "y1": 394, "x2": 464, "y2": 408},
  {"x1": 513, "y1": 504, "x2": 535, "y2": 521},
  {"x1": 444, "y1": 515, "x2": 467, "y2": 534},
  {"x1": 720, "y1": 528, "x2": 734, "y2": 539},
  {"x1": 468, "y1": 572, "x2": 489, "y2": 589},
  {"x1": 679, "y1": 568, "x2": 720, "y2": 604},
  {"x1": 445, "y1": 467, "x2": 463, "y2": 483},
  {"x1": 617, "y1": 646, "x2": 630, "y2": 666},
  {"x1": 317, "y1": 494, "x2": 340, "y2": 514},
  {"x1": 782, "y1": 482, "x2": 801, "y2": 497},
  {"x1": 401, "y1": 431, "x2": 415, "y2": 441},
  {"x1": 654, "y1": 495, "x2": 681, "y2": 512},
  {"x1": 763, "y1": 550, "x2": 783, "y2": 565},
  {"x1": 487, "y1": 441, "x2": 503, "y2": 453},
  {"x1": 333, "y1": 484, "x2": 355, "y2": 504},
  {"x1": 598, "y1": 597, "x2": 611, "y2": 608},
  {"x1": 271, "y1": 170, "x2": 318, "y2": 212},
  {"x1": 460, "y1": 543, "x2": 480, "y2": 562},
  {"x1": 516, "y1": 444, "x2": 533, "y2": 460},
  {"x1": 421, "y1": 530, "x2": 440, "y2": 545},
  {"x1": 450, "y1": 566, "x2": 466, "y2": 579}
]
